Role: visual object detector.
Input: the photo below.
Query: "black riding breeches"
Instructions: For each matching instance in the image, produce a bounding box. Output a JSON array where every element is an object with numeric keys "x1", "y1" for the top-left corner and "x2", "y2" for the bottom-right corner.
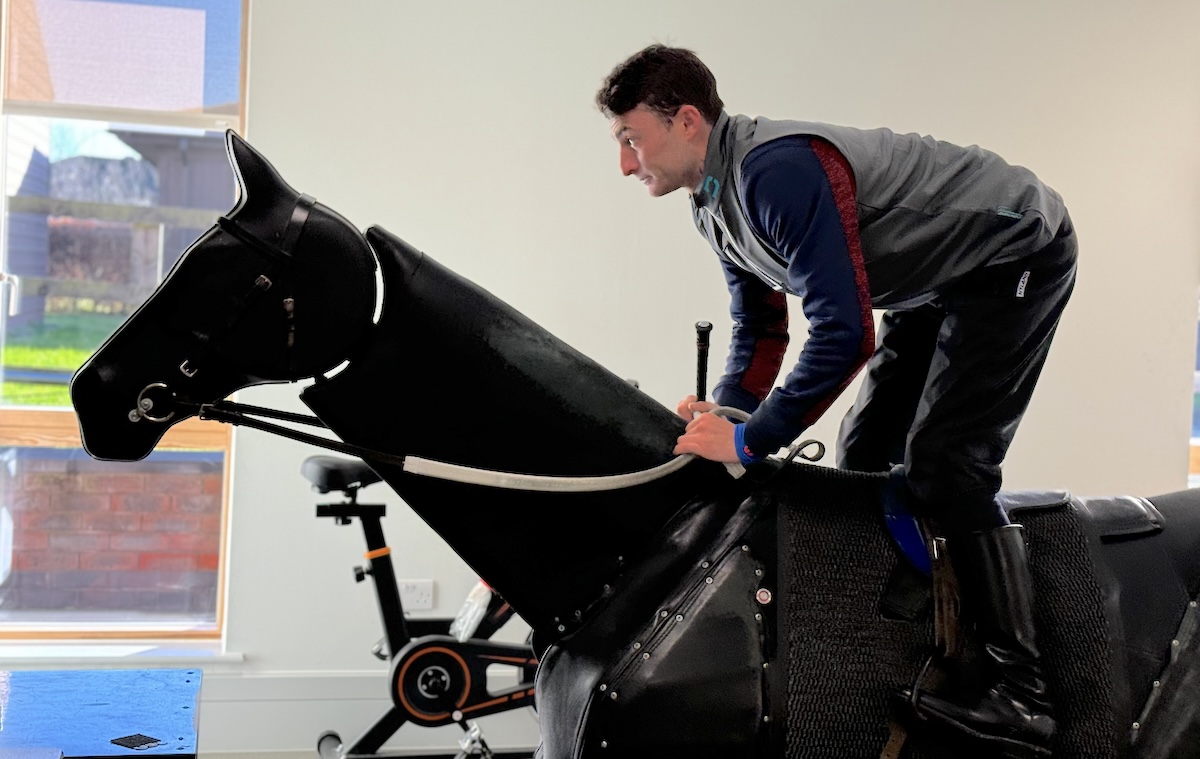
[{"x1": 837, "y1": 222, "x2": 1078, "y2": 532}]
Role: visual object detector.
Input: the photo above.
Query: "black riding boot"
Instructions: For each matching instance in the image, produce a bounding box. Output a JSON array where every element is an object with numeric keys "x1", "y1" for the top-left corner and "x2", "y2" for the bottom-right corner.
[{"x1": 911, "y1": 524, "x2": 1056, "y2": 758}]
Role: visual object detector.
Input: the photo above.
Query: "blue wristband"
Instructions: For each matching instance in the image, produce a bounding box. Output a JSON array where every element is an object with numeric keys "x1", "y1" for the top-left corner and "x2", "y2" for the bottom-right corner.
[{"x1": 733, "y1": 423, "x2": 762, "y2": 466}]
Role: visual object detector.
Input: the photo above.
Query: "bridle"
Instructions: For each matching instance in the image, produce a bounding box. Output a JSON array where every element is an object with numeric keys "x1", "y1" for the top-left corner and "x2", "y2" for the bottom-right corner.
[{"x1": 128, "y1": 193, "x2": 317, "y2": 426}]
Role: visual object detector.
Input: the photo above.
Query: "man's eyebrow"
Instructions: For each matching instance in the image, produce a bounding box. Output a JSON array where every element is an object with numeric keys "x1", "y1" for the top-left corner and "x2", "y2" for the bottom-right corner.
[{"x1": 613, "y1": 124, "x2": 631, "y2": 141}]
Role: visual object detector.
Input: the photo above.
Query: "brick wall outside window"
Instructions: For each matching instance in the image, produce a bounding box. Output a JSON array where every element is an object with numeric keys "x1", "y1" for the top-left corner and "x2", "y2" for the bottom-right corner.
[{"x1": 0, "y1": 447, "x2": 223, "y2": 623}]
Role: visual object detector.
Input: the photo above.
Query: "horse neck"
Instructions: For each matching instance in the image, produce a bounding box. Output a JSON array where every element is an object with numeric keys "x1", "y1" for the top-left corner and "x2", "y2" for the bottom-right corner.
[{"x1": 299, "y1": 225, "x2": 730, "y2": 636}]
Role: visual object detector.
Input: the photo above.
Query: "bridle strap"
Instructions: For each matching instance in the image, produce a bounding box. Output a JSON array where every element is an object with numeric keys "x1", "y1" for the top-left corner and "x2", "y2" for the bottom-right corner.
[
  {"x1": 215, "y1": 192, "x2": 315, "y2": 263},
  {"x1": 281, "y1": 193, "x2": 316, "y2": 256},
  {"x1": 217, "y1": 215, "x2": 290, "y2": 262},
  {"x1": 204, "y1": 193, "x2": 317, "y2": 377}
]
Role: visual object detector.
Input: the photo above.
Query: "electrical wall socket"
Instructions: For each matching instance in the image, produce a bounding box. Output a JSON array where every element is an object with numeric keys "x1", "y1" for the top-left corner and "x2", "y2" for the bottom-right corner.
[{"x1": 398, "y1": 579, "x2": 435, "y2": 611}]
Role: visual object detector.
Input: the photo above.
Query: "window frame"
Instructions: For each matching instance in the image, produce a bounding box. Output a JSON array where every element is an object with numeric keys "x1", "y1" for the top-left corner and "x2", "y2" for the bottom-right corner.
[{"x1": 0, "y1": 0, "x2": 248, "y2": 639}]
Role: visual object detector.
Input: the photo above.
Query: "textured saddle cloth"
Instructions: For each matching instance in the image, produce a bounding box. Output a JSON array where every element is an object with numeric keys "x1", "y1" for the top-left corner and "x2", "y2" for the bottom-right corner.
[{"x1": 777, "y1": 465, "x2": 1116, "y2": 759}]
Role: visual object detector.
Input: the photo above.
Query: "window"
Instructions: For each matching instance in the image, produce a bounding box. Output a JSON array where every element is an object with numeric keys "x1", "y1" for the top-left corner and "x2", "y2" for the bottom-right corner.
[
  {"x1": 1192, "y1": 295, "x2": 1199, "y2": 489},
  {"x1": 0, "y1": 0, "x2": 244, "y2": 637}
]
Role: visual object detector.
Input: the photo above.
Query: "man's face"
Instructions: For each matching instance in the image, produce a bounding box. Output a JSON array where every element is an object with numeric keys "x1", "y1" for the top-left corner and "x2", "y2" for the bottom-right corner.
[{"x1": 610, "y1": 104, "x2": 697, "y2": 197}]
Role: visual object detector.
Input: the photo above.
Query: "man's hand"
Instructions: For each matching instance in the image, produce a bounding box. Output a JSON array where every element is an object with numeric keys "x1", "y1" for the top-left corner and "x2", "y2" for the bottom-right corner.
[
  {"x1": 673, "y1": 409, "x2": 739, "y2": 462},
  {"x1": 675, "y1": 394, "x2": 718, "y2": 421}
]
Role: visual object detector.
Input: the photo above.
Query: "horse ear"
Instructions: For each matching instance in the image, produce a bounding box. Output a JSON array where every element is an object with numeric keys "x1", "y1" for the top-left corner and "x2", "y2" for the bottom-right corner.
[{"x1": 224, "y1": 129, "x2": 300, "y2": 216}]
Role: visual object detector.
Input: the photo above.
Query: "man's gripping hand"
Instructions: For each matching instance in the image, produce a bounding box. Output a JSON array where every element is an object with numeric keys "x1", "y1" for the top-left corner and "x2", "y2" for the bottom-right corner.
[
  {"x1": 675, "y1": 394, "x2": 718, "y2": 421},
  {"x1": 673, "y1": 409, "x2": 739, "y2": 463}
]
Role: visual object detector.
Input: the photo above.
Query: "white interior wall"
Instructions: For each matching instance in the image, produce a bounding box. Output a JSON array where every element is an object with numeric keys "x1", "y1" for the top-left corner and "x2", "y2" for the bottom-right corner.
[{"x1": 195, "y1": 0, "x2": 1200, "y2": 753}]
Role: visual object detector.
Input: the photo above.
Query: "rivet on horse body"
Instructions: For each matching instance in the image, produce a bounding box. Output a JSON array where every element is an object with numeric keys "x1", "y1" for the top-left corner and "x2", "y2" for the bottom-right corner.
[
  {"x1": 642, "y1": 652, "x2": 650, "y2": 660},
  {"x1": 127, "y1": 409, "x2": 141, "y2": 422},
  {"x1": 755, "y1": 568, "x2": 763, "y2": 577},
  {"x1": 599, "y1": 683, "x2": 607, "y2": 691},
  {"x1": 755, "y1": 613, "x2": 762, "y2": 621},
  {"x1": 1133, "y1": 721, "x2": 1141, "y2": 730},
  {"x1": 675, "y1": 614, "x2": 684, "y2": 622},
  {"x1": 1191, "y1": 600, "x2": 1197, "y2": 608},
  {"x1": 575, "y1": 610, "x2": 582, "y2": 618},
  {"x1": 557, "y1": 625, "x2": 565, "y2": 632},
  {"x1": 763, "y1": 715, "x2": 771, "y2": 723},
  {"x1": 660, "y1": 610, "x2": 669, "y2": 619},
  {"x1": 705, "y1": 577, "x2": 714, "y2": 584},
  {"x1": 1153, "y1": 680, "x2": 1160, "y2": 688},
  {"x1": 632, "y1": 642, "x2": 641, "y2": 650},
  {"x1": 610, "y1": 691, "x2": 619, "y2": 700},
  {"x1": 701, "y1": 561, "x2": 711, "y2": 568},
  {"x1": 741, "y1": 545, "x2": 750, "y2": 552},
  {"x1": 762, "y1": 662, "x2": 770, "y2": 670},
  {"x1": 140, "y1": 398, "x2": 154, "y2": 410},
  {"x1": 600, "y1": 741, "x2": 608, "y2": 749},
  {"x1": 756, "y1": 588, "x2": 773, "y2": 605}
]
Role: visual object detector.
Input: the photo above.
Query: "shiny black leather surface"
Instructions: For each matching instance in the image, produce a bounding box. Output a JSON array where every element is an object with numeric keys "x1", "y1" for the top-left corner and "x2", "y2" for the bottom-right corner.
[{"x1": 536, "y1": 490, "x2": 776, "y2": 759}]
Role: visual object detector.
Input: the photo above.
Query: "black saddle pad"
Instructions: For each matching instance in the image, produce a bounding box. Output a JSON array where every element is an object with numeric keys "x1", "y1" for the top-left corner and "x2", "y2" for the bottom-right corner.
[{"x1": 777, "y1": 465, "x2": 1115, "y2": 759}]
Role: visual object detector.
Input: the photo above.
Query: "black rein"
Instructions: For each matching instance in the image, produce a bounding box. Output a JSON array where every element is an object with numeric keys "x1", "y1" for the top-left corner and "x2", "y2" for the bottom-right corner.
[{"x1": 196, "y1": 399, "x2": 410, "y2": 468}]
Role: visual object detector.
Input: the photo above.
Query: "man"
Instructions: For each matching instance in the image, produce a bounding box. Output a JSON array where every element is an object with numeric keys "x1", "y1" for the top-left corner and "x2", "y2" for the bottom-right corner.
[{"x1": 596, "y1": 43, "x2": 1077, "y2": 758}]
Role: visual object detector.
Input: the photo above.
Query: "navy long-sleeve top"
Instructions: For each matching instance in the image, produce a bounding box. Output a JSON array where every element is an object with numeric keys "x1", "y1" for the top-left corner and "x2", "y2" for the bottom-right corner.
[{"x1": 712, "y1": 136, "x2": 874, "y2": 459}]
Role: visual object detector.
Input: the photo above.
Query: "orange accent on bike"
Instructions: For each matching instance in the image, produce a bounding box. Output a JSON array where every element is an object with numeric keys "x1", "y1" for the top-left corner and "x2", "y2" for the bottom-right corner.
[
  {"x1": 364, "y1": 547, "x2": 390, "y2": 559},
  {"x1": 480, "y1": 654, "x2": 538, "y2": 665},
  {"x1": 462, "y1": 695, "x2": 513, "y2": 712},
  {"x1": 397, "y1": 646, "x2": 470, "y2": 721}
]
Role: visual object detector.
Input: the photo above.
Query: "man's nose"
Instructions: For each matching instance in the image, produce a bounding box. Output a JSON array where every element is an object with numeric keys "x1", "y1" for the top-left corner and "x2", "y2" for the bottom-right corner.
[{"x1": 620, "y1": 150, "x2": 638, "y2": 176}]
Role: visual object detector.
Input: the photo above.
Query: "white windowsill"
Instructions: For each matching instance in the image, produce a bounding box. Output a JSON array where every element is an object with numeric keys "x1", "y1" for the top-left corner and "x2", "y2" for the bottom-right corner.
[{"x1": 0, "y1": 640, "x2": 244, "y2": 667}]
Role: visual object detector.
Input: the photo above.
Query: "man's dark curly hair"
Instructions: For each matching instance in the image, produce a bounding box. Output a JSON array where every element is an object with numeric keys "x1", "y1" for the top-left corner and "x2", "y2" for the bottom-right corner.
[{"x1": 596, "y1": 44, "x2": 724, "y2": 124}]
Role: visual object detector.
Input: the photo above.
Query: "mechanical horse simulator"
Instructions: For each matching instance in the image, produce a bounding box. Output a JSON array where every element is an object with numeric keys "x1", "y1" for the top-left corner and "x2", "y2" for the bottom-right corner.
[{"x1": 70, "y1": 130, "x2": 1200, "y2": 759}]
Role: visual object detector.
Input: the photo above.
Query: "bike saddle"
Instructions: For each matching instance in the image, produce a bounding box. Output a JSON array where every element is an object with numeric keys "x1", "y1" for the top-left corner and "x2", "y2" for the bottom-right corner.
[{"x1": 302, "y1": 455, "x2": 383, "y2": 494}]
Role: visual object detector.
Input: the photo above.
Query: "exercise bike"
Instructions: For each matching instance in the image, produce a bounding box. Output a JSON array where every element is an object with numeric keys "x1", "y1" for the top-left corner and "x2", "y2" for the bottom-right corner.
[{"x1": 302, "y1": 454, "x2": 539, "y2": 759}]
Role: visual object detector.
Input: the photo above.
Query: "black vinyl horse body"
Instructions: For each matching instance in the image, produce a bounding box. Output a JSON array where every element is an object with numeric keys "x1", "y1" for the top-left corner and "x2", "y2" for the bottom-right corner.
[{"x1": 71, "y1": 131, "x2": 1200, "y2": 759}]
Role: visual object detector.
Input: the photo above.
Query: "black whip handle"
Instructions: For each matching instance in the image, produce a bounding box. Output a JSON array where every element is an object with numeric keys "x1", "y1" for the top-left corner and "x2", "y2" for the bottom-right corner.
[{"x1": 695, "y1": 321, "x2": 713, "y2": 402}]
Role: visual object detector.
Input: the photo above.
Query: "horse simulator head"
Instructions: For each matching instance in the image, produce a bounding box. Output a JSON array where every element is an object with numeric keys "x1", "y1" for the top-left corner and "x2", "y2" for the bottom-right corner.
[{"x1": 70, "y1": 130, "x2": 378, "y2": 461}]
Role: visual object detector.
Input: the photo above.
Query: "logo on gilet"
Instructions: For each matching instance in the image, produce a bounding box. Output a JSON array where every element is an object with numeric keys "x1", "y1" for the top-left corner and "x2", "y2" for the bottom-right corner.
[{"x1": 703, "y1": 175, "x2": 720, "y2": 197}]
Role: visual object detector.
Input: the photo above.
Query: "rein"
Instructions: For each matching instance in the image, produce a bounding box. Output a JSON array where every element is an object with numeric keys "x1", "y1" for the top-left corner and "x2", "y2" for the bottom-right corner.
[
  {"x1": 188, "y1": 400, "x2": 823, "y2": 492},
  {"x1": 196, "y1": 399, "x2": 410, "y2": 469}
]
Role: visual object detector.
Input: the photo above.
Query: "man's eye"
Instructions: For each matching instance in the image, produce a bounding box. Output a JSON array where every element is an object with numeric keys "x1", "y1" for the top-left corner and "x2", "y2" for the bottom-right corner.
[{"x1": 626, "y1": 138, "x2": 636, "y2": 147}]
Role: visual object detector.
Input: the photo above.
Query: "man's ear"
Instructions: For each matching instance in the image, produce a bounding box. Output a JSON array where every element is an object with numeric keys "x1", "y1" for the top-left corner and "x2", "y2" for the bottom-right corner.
[{"x1": 677, "y1": 105, "x2": 705, "y2": 136}]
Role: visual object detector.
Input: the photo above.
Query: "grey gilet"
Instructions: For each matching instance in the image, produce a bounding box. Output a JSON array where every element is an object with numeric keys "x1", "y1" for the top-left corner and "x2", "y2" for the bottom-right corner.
[{"x1": 689, "y1": 111, "x2": 1068, "y2": 309}]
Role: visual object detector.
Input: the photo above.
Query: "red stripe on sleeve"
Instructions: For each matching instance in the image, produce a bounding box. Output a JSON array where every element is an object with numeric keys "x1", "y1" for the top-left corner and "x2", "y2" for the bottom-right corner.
[
  {"x1": 810, "y1": 140, "x2": 874, "y2": 363},
  {"x1": 740, "y1": 290, "x2": 789, "y2": 400},
  {"x1": 798, "y1": 140, "x2": 874, "y2": 427}
]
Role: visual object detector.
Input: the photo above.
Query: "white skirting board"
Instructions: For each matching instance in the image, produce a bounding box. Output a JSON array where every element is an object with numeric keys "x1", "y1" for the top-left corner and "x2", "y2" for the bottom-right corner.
[{"x1": 196, "y1": 670, "x2": 541, "y2": 754}]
